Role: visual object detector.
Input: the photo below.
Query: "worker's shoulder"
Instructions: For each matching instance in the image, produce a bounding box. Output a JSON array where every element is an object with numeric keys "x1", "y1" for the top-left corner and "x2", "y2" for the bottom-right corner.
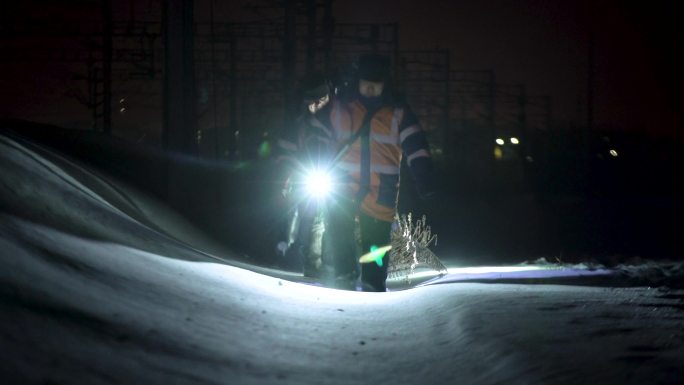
[{"x1": 390, "y1": 91, "x2": 408, "y2": 108}]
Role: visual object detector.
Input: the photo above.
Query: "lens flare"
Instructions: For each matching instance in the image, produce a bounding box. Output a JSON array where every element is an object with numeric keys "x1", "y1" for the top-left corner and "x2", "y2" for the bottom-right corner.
[
  {"x1": 359, "y1": 245, "x2": 392, "y2": 264},
  {"x1": 305, "y1": 169, "x2": 332, "y2": 199}
]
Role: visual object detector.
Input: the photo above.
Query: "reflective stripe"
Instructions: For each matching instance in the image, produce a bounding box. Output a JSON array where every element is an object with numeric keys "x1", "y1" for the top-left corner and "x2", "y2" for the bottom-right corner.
[
  {"x1": 371, "y1": 164, "x2": 400, "y2": 174},
  {"x1": 306, "y1": 136, "x2": 332, "y2": 147},
  {"x1": 277, "y1": 139, "x2": 298, "y2": 152},
  {"x1": 371, "y1": 107, "x2": 401, "y2": 144},
  {"x1": 336, "y1": 161, "x2": 400, "y2": 175},
  {"x1": 309, "y1": 116, "x2": 332, "y2": 137},
  {"x1": 336, "y1": 161, "x2": 358, "y2": 172},
  {"x1": 332, "y1": 99, "x2": 348, "y2": 140},
  {"x1": 390, "y1": 108, "x2": 403, "y2": 137},
  {"x1": 371, "y1": 133, "x2": 397, "y2": 144},
  {"x1": 399, "y1": 124, "x2": 421, "y2": 144},
  {"x1": 407, "y1": 149, "x2": 430, "y2": 166}
]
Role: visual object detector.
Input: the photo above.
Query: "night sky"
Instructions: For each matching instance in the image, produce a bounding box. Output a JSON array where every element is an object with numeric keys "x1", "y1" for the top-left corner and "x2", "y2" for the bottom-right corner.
[
  {"x1": 1, "y1": 0, "x2": 681, "y2": 136},
  {"x1": 226, "y1": 0, "x2": 682, "y2": 135}
]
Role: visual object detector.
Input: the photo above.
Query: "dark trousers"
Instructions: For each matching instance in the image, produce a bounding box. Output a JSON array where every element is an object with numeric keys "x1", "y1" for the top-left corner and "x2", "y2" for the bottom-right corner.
[
  {"x1": 323, "y1": 200, "x2": 392, "y2": 291},
  {"x1": 359, "y1": 213, "x2": 392, "y2": 291}
]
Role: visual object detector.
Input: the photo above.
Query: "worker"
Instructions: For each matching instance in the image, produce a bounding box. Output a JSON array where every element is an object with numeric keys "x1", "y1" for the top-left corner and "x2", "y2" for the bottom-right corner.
[
  {"x1": 322, "y1": 53, "x2": 436, "y2": 291},
  {"x1": 275, "y1": 72, "x2": 335, "y2": 278}
]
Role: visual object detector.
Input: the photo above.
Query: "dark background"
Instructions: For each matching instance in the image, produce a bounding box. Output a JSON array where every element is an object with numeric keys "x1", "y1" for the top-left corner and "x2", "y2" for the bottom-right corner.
[{"x1": 1, "y1": 0, "x2": 682, "y2": 267}]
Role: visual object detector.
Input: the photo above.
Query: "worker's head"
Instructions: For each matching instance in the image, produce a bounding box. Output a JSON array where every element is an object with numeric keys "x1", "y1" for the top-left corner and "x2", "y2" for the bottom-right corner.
[
  {"x1": 358, "y1": 79, "x2": 384, "y2": 98},
  {"x1": 356, "y1": 54, "x2": 391, "y2": 99},
  {"x1": 299, "y1": 72, "x2": 331, "y2": 114}
]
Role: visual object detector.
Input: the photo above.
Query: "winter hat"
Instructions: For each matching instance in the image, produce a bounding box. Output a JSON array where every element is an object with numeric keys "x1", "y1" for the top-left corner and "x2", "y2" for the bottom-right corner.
[
  {"x1": 300, "y1": 72, "x2": 331, "y2": 102},
  {"x1": 357, "y1": 53, "x2": 391, "y2": 82}
]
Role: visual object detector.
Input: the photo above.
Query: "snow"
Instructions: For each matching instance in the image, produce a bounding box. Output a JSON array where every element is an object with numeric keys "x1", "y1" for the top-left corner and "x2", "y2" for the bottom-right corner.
[{"x1": 1, "y1": 132, "x2": 684, "y2": 384}]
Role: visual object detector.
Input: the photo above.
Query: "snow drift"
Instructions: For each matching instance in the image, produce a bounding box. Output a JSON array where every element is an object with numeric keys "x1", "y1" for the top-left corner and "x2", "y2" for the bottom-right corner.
[{"x1": 1, "y1": 132, "x2": 683, "y2": 384}]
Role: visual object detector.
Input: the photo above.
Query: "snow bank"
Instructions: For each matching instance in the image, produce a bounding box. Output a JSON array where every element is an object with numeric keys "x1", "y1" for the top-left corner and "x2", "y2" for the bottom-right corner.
[
  {"x1": 2, "y1": 132, "x2": 684, "y2": 384},
  {"x1": 0, "y1": 134, "x2": 233, "y2": 263}
]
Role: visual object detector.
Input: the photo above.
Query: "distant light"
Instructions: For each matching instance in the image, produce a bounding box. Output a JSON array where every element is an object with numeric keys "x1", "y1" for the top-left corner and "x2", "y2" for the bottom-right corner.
[
  {"x1": 494, "y1": 146, "x2": 503, "y2": 160},
  {"x1": 495, "y1": 138, "x2": 505, "y2": 145},
  {"x1": 119, "y1": 98, "x2": 125, "y2": 103},
  {"x1": 525, "y1": 155, "x2": 534, "y2": 162},
  {"x1": 510, "y1": 137, "x2": 520, "y2": 145},
  {"x1": 609, "y1": 149, "x2": 618, "y2": 157},
  {"x1": 119, "y1": 107, "x2": 126, "y2": 113}
]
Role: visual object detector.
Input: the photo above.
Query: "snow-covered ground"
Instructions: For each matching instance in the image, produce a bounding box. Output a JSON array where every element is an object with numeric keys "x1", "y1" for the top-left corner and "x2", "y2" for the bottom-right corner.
[{"x1": 1, "y1": 132, "x2": 683, "y2": 384}]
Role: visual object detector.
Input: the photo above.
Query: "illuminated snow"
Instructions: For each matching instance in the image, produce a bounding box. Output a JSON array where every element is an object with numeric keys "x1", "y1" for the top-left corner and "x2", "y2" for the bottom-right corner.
[{"x1": 1, "y1": 133, "x2": 683, "y2": 384}]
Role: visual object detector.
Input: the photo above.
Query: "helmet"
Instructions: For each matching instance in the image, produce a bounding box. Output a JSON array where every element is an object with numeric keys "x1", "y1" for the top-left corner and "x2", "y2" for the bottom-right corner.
[
  {"x1": 299, "y1": 72, "x2": 331, "y2": 103},
  {"x1": 298, "y1": 72, "x2": 332, "y2": 114}
]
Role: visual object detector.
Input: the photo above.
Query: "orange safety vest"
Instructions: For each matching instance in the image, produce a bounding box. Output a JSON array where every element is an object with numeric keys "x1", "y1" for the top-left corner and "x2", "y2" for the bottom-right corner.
[{"x1": 330, "y1": 99, "x2": 414, "y2": 222}]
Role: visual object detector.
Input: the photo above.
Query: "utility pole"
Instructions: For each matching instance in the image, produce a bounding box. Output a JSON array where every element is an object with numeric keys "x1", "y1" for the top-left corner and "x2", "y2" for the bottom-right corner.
[
  {"x1": 305, "y1": 0, "x2": 316, "y2": 74},
  {"x1": 209, "y1": 0, "x2": 219, "y2": 159},
  {"x1": 586, "y1": 22, "x2": 594, "y2": 136},
  {"x1": 444, "y1": 53, "x2": 451, "y2": 161},
  {"x1": 283, "y1": 0, "x2": 297, "y2": 121},
  {"x1": 583, "y1": 8, "x2": 595, "y2": 194},
  {"x1": 487, "y1": 70, "x2": 496, "y2": 144},
  {"x1": 162, "y1": 0, "x2": 196, "y2": 155},
  {"x1": 229, "y1": 30, "x2": 237, "y2": 157},
  {"x1": 322, "y1": 0, "x2": 334, "y2": 73},
  {"x1": 162, "y1": 0, "x2": 197, "y2": 210},
  {"x1": 516, "y1": 84, "x2": 528, "y2": 166},
  {"x1": 102, "y1": 0, "x2": 112, "y2": 134}
]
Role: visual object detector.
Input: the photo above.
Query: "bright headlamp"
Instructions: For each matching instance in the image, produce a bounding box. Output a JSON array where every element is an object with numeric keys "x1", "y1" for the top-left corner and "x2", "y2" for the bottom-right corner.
[{"x1": 304, "y1": 169, "x2": 332, "y2": 199}]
